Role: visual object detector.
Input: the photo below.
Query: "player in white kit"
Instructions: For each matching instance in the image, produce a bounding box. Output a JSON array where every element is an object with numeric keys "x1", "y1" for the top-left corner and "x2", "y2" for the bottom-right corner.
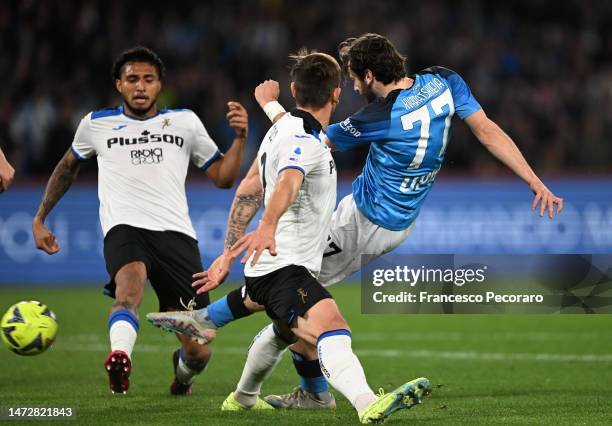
[
  {"x1": 201, "y1": 50, "x2": 430, "y2": 423},
  {"x1": 32, "y1": 47, "x2": 249, "y2": 395}
]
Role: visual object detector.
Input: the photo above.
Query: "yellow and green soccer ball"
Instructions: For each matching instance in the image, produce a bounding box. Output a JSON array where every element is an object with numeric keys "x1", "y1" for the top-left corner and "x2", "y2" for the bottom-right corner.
[{"x1": 1, "y1": 301, "x2": 58, "y2": 356}]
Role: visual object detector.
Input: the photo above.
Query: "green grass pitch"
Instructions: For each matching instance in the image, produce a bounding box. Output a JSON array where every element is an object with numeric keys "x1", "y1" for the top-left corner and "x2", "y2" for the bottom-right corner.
[{"x1": 0, "y1": 284, "x2": 611, "y2": 425}]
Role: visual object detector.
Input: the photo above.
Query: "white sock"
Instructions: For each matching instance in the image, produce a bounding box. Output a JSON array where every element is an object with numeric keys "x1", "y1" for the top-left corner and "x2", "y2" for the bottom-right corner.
[
  {"x1": 317, "y1": 331, "x2": 376, "y2": 413},
  {"x1": 176, "y1": 349, "x2": 209, "y2": 385},
  {"x1": 235, "y1": 324, "x2": 289, "y2": 406},
  {"x1": 108, "y1": 309, "x2": 138, "y2": 358},
  {"x1": 109, "y1": 321, "x2": 137, "y2": 357}
]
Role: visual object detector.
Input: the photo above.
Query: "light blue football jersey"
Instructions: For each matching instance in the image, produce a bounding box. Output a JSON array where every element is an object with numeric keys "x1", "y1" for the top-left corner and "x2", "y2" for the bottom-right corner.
[{"x1": 326, "y1": 67, "x2": 482, "y2": 230}]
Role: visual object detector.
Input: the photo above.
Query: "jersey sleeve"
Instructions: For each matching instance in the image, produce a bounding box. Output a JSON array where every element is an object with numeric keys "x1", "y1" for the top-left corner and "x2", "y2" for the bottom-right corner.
[
  {"x1": 326, "y1": 102, "x2": 391, "y2": 151},
  {"x1": 71, "y1": 114, "x2": 96, "y2": 160},
  {"x1": 277, "y1": 136, "x2": 325, "y2": 176},
  {"x1": 435, "y1": 67, "x2": 482, "y2": 119},
  {"x1": 190, "y1": 113, "x2": 223, "y2": 171}
]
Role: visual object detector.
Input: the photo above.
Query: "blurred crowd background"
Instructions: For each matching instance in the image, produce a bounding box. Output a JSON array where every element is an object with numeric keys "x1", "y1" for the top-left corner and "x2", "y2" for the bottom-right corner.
[{"x1": 1, "y1": 0, "x2": 610, "y2": 179}]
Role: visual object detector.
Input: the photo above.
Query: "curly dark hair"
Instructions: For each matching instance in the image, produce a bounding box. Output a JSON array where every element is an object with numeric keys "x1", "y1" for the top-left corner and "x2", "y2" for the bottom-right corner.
[
  {"x1": 112, "y1": 46, "x2": 166, "y2": 81},
  {"x1": 289, "y1": 48, "x2": 341, "y2": 109},
  {"x1": 338, "y1": 33, "x2": 406, "y2": 84}
]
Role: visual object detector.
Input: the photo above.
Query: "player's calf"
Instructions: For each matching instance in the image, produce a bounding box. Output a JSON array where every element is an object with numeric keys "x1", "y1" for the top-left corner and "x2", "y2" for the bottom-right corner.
[
  {"x1": 105, "y1": 262, "x2": 146, "y2": 394},
  {"x1": 171, "y1": 335, "x2": 212, "y2": 395}
]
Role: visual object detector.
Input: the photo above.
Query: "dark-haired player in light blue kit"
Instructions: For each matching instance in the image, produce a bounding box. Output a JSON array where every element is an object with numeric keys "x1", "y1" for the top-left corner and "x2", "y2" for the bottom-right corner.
[{"x1": 148, "y1": 33, "x2": 563, "y2": 411}]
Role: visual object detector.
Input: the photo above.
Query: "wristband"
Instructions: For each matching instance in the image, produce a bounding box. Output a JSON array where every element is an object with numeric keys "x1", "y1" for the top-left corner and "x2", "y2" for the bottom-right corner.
[{"x1": 262, "y1": 101, "x2": 286, "y2": 122}]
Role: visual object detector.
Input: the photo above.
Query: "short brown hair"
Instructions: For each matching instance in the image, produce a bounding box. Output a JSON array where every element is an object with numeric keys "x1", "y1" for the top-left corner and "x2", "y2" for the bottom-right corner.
[
  {"x1": 112, "y1": 46, "x2": 165, "y2": 81},
  {"x1": 339, "y1": 33, "x2": 406, "y2": 84},
  {"x1": 289, "y1": 49, "x2": 341, "y2": 109}
]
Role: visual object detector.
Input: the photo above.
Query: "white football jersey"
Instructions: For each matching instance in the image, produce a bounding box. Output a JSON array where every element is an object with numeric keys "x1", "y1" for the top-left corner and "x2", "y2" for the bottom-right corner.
[
  {"x1": 71, "y1": 106, "x2": 221, "y2": 239},
  {"x1": 244, "y1": 109, "x2": 337, "y2": 278}
]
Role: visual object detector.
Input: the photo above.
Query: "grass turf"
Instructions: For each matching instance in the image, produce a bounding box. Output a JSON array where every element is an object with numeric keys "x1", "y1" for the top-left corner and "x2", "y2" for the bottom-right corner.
[{"x1": 0, "y1": 285, "x2": 611, "y2": 425}]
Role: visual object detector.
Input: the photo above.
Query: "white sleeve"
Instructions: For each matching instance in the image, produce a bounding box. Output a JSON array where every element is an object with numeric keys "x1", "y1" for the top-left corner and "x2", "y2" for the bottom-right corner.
[
  {"x1": 277, "y1": 136, "x2": 324, "y2": 175},
  {"x1": 71, "y1": 114, "x2": 96, "y2": 160},
  {"x1": 190, "y1": 113, "x2": 222, "y2": 171}
]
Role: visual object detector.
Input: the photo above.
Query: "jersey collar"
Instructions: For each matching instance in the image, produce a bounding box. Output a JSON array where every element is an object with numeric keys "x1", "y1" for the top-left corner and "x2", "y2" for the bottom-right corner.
[
  {"x1": 119, "y1": 105, "x2": 167, "y2": 121},
  {"x1": 290, "y1": 108, "x2": 323, "y2": 134}
]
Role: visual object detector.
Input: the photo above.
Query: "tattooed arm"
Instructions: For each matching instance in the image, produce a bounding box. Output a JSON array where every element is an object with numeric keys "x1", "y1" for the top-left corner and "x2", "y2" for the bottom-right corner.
[
  {"x1": 193, "y1": 159, "x2": 263, "y2": 293},
  {"x1": 32, "y1": 149, "x2": 81, "y2": 254},
  {"x1": 225, "y1": 160, "x2": 263, "y2": 249}
]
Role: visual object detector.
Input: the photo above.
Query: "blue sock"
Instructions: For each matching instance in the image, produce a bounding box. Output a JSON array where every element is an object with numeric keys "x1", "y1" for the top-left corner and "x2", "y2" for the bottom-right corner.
[
  {"x1": 203, "y1": 296, "x2": 234, "y2": 327},
  {"x1": 108, "y1": 309, "x2": 139, "y2": 331},
  {"x1": 291, "y1": 351, "x2": 329, "y2": 394}
]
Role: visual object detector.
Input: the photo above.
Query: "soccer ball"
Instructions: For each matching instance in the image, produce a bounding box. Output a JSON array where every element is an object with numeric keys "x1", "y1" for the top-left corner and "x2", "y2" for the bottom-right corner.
[{"x1": 1, "y1": 301, "x2": 58, "y2": 356}]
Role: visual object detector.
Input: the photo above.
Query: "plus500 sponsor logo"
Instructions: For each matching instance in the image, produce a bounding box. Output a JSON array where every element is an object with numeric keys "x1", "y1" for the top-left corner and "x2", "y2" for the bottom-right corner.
[{"x1": 107, "y1": 131, "x2": 184, "y2": 149}]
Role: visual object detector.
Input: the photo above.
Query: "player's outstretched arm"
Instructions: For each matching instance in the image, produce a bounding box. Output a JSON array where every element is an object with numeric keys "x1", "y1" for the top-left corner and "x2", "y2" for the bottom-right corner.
[
  {"x1": 254, "y1": 80, "x2": 287, "y2": 124},
  {"x1": 231, "y1": 168, "x2": 303, "y2": 267},
  {"x1": 0, "y1": 147, "x2": 15, "y2": 193},
  {"x1": 205, "y1": 101, "x2": 248, "y2": 188},
  {"x1": 193, "y1": 159, "x2": 263, "y2": 293},
  {"x1": 32, "y1": 148, "x2": 81, "y2": 254},
  {"x1": 465, "y1": 109, "x2": 563, "y2": 219}
]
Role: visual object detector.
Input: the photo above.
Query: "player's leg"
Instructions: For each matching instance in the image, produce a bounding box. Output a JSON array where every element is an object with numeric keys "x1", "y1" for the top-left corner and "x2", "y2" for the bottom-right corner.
[
  {"x1": 102, "y1": 225, "x2": 152, "y2": 394},
  {"x1": 171, "y1": 332, "x2": 212, "y2": 395},
  {"x1": 269, "y1": 197, "x2": 417, "y2": 408},
  {"x1": 109, "y1": 261, "x2": 147, "y2": 350},
  {"x1": 317, "y1": 194, "x2": 364, "y2": 286},
  {"x1": 201, "y1": 286, "x2": 263, "y2": 329},
  {"x1": 292, "y1": 287, "x2": 431, "y2": 423},
  {"x1": 222, "y1": 266, "x2": 314, "y2": 411},
  {"x1": 105, "y1": 261, "x2": 148, "y2": 394},
  {"x1": 148, "y1": 229, "x2": 219, "y2": 395},
  {"x1": 146, "y1": 285, "x2": 263, "y2": 340},
  {"x1": 221, "y1": 323, "x2": 289, "y2": 410}
]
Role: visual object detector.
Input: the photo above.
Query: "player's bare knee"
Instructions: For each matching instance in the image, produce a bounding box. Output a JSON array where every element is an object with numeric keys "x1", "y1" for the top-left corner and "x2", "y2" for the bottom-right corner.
[
  {"x1": 243, "y1": 294, "x2": 264, "y2": 312},
  {"x1": 290, "y1": 339, "x2": 318, "y2": 360},
  {"x1": 273, "y1": 320, "x2": 298, "y2": 344}
]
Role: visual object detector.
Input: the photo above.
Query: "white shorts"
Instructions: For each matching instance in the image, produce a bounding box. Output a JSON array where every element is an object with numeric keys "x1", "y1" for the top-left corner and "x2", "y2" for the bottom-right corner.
[{"x1": 319, "y1": 194, "x2": 415, "y2": 286}]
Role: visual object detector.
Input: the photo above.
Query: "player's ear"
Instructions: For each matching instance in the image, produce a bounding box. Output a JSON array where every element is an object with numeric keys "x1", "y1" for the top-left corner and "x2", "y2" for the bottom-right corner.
[
  {"x1": 364, "y1": 69, "x2": 373, "y2": 85},
  {"x1": 290, "y1": 82, "x2": 297, "y2": 100},
  {"x1": 332, "y1": 87, "x2": 341, "y2": 104},
  {"x1": 114, "y1": 79, "x2": 122, "y2": 94}
]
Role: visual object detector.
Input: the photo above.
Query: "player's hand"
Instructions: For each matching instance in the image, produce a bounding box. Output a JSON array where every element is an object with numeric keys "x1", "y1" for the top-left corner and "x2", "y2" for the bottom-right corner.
[
  {"x1": 227, "y1": 101, "x2": 248, "y2": 139},
  {"x1": 530, "y1": 180, "x2": 564, "y2": 219},
  {"x1": 254, "y1": 80, "x2": 280, "y2": 109},
  {"x1": 192, "y1": 253, "x2": 232, "y2": 294},
  {"x1": 32, "y1": 219, "x2": 60, "y2": 254},
  {"x1": 230, "y1": 221, "x2": 277, "y2": 267},
  {"x1": 0, "y1": 158, "x2": 15, "y2": 193}
]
